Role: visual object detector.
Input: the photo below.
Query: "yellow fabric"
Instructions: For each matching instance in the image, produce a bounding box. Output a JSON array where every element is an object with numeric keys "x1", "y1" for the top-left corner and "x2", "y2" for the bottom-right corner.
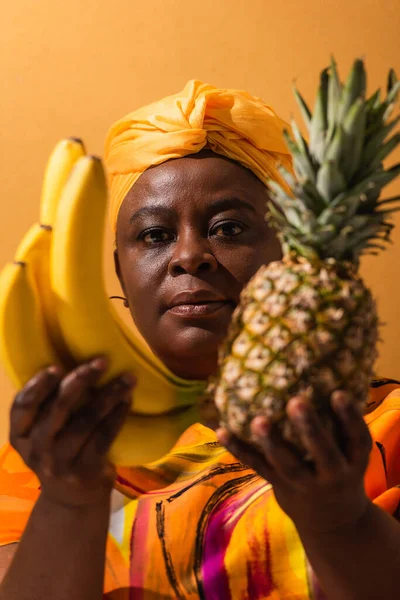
[
  {"x1": 104, "y1": 79, "x2": 293, "y2": 232},
  {"x1": 0, "y1": 381, "x2": 400, "y2": 598}
]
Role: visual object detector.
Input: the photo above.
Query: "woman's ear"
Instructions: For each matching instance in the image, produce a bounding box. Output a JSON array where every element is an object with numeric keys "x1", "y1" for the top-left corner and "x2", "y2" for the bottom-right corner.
[{"x1": 113, "y1": 249, "x2": 129, "y2": 307}]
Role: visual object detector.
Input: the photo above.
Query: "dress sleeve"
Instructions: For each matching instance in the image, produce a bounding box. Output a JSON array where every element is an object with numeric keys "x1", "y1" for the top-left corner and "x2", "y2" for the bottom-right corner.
[
  {"x1": 0, "y1": 443, "x2": 40, "y2": 546},
  {"x1": 364, "y1": 382, "x2": 400, "y2": 517}
]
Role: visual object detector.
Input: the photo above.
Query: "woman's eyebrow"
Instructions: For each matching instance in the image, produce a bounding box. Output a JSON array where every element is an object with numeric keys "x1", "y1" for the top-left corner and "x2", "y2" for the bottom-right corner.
[
  {"x1": 129, "y1": 205, "x2": 176, "y2": 224},
  {"x1": 206, "y1": 197, "x2": 257, "y2": 216}
]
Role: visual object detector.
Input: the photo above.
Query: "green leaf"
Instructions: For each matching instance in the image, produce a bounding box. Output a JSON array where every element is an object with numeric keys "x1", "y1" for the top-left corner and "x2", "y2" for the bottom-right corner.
[
  {"x1": 336, "y1": 59, "x2": 367, "y2": 125},
  {"x1": 387, "y1": 68, "x2": 398, "y2": 94},
  {"x1": 310, "y1": 224, "x2": 336, "y2": 243},
  {"x1": 366, "y1": 106, "x2": 388, "y2": 140},
  {"x1": 377, "y1": 195, "x2": 400, "y2": 209},
  {"x1": 276, "y1": 164, "x2": 297, "y2": 191},
  {"x1": 370, "y1": 163, "x2": 400, "y2": 189},
  {"x1": 317, "y1": 192, "x2": 364, "y2": 226},
  {"x1": 309, "y1": 68, "x2": 330, "y2": 163},
  {"x1": 327, "y1": 56, "x2": 342, "y2": 132},
  {"x1": 369, "y1": 133, "x2": 400, "y2": 171},
  {"x1": 267, "y1": 201, "x2": 290, "y2": 229},
  {"x1": 386, "y1": 80, "x2": 400, "y2": 106},
  {"x1": 345, "y1": 214, "x2": 371, "y2": 230},
  {"x1": 362, "y1": 116, "x2": 400, "y2": 167},
  {"x1": 283, "y1": 231, "x2": 319, "y2": 261},
  {"x1": 290, "y1": 119, "x2": 317, "y2": 181},
  {"x1": 293, "y1": 84, "x2": 312, "y2": 131},
  {"x1": 323, "y1": 234, "x2": 349, "y2": 259},
  {"x1": 365, "y1": 89, "x2": 381, "y2": 113},
  {"x1": 350, "y1": 165, "x2": 400, "y2": 209},
  {"x1": 317, "y1": 206, "x2": 344, "y2": 227},
  {"x1": 342, "y1": 99, "x2": 366, "y2": 180},
  {"x1": 325, "y1": 124, "x2": 347, "y2": 169},
  {"x1": 364, "y1": 242, "x2": 387, "y2": 251},
  {"x1": 280, "y1": 202, "x2": 308, "y2": 231},
  {"x1": 267, "y1": 178, "x2": 290, "y2": 201},
  {"x1": 283, "y1": 129, "x2": 317, "y2": 183},
  {"x1": 383, "y1": 81, "x2": 400, "y2": 121},
  {"x1": 295, "y1": 180, "x2": 327, "y2": 213},
  {"x1": 316, "y1": 160, "x2": 347, "y2": 202},
  {"x1": 375, "y1": 207, "x2": 400, "y2": 217}
]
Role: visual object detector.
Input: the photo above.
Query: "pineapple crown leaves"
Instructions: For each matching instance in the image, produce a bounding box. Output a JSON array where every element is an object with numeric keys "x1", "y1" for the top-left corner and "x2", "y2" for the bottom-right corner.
[{"x1": 268, "y1": 57, "x2": 400, "y2": 265}]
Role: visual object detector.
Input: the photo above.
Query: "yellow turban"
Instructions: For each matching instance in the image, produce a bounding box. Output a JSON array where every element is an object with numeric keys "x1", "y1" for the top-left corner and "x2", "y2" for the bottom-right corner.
[{"x1": 104, "y1": 80, "x2": 293, "y2": 232}]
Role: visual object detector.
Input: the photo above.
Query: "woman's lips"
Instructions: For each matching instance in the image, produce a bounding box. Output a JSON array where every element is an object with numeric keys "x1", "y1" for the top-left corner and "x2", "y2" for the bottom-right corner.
[{"x1": 168, "y1": 301, "x2": 233, "y2": 317}]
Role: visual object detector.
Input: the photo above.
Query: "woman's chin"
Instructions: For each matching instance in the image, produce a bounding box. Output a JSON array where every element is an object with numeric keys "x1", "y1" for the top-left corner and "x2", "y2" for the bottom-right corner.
[{"x1": 154, "y1": 329, "x2": 223, "y2": 380}]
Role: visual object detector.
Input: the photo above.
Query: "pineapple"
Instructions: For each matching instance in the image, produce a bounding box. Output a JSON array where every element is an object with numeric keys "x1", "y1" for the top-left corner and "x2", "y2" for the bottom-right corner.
[{"x1": 209, "y1": 58, "x2": 400, "y2": 454}]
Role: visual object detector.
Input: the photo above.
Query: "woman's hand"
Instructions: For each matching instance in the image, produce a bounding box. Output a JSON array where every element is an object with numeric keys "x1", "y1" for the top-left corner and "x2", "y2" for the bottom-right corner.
[
  {"x1": 9, "y1": 357, "x2": 136, "y2": 509},
  {"x1": 216, "y1": 392, "x2": 373, "y2": 535}
]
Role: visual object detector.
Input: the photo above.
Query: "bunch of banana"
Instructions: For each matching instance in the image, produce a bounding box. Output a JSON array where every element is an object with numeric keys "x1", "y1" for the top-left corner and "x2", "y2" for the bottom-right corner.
[
  {"x1": 0, "y1": 140, "x2": 206, "y2": 466},
  {"x1": 0, "y1": 137, "x2": 86, "y2": 385}
]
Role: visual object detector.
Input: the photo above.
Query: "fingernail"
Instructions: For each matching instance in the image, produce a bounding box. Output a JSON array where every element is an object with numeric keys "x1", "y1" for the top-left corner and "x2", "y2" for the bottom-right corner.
[
  {"x1": 90, "y1": 357, "x2": 108, "y2": 371},
  {"x1": 216, "y1": 428, "x2": 229, "y2": 445},
  {"x1": 251, "y1": 416, "x2": 270, "y2": 437},
  {"x1": 47, "y1": 365, "x2": 62, "y2": 376},
  {"x1": 293, "y1": 407, "x2": 307, "y2": 420},
  {"x1": 288, "y1": 398, "x2": 308, "y2": 420},
  {"x1": 120, "y1": 373, "x2": 136, "y2": 387},
  {"x1": 332, "y1": 391, "x2": 351, "y2": 412}
]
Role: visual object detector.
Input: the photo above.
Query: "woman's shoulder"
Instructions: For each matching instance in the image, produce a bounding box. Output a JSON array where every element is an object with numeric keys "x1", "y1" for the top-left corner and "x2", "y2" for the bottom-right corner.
[{"x1": 364, "y1": 377, "x2": 400, "y2": 424}]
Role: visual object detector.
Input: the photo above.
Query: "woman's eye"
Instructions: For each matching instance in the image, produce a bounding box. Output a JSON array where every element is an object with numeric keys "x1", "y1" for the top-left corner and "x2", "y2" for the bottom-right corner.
[
  {"x1": 212, "y1": 221, "x2": 244, "y2": 238},
  {"x1": 140, "y1": 229, "x2": 172, "y2": 244}
]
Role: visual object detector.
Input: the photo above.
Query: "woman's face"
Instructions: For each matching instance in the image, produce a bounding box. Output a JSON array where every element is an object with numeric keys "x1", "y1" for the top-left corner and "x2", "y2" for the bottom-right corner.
[{"x1": 114, "y1": 151, "x2": 282, "y2": 380}]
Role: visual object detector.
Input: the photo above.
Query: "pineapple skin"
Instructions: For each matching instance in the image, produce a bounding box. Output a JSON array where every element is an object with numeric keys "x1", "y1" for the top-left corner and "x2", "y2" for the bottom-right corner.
[{"x1": 210, "y1": 258, "x2": 378, "y2": 453}]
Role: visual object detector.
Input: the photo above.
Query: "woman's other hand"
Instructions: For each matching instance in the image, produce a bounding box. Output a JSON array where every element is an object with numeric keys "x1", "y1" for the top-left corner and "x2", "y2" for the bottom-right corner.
[
  {"x1": 9, "y1": 357, "x2": 136, "y2": 508},
  {"x1": 216, "y1": 391, "x2": 373, "y2": 535}
]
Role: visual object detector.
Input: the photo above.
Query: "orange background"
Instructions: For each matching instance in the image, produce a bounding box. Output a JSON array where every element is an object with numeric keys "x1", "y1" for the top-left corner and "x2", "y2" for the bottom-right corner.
[{"x1": 0, "y1": 0, "x2": 399, "y2": 445}]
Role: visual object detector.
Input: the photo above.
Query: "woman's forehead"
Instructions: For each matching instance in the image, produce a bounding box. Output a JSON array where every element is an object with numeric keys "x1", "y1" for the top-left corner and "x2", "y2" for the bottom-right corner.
[{"x1": 120, "y1": 151, "x2": 267, "y2": 211}]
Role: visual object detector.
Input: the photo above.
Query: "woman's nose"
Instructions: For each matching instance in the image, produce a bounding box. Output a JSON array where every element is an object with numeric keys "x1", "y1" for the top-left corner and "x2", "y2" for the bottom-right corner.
[{"x1": 168, "y1": 233, "x2": 218, "y2": 276}]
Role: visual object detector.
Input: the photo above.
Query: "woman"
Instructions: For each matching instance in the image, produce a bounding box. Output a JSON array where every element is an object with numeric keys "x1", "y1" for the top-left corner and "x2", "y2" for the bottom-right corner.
[{"x1": 0, "y1": 80, "x2": 400, "y2": 599}]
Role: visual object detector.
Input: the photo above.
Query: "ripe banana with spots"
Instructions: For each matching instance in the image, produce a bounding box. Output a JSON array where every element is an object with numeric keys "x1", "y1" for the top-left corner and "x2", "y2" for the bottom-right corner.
[{"x1": 50, "y1": 155, "x2": 206, "y2": 418}]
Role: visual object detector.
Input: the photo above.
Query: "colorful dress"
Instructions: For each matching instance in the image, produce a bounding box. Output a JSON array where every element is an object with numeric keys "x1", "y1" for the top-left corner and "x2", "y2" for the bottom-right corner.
[{"x1": 1, "y1": 379, "x2": 400, "y2": 599}]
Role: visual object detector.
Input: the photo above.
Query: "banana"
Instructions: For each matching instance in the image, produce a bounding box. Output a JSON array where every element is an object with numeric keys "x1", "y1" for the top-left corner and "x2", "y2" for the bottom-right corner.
[
  {"x1": 50, "y1": 156, "x2": 206, "y2": 417},
  {"x1": 0, "y1": 140, "x2": 205, "y2": 466},
  {"x1": 13, "y1": 138, "x2": 87, "y2": 367},
  {"x1": 40, "y1": 137, "x2": 86, "y2": 225},
  {"x1": 0, "y1": 261, "x2": 59, "y2": 388},
  {"x1": 13, "y1": 223, "x2": 74, "y2": 367},
  {"x1": 44, "y1": 139, "x2": 199, "y2": 388},
  {"x1": 0, "y1": 137, "x2": 87, "y2": 388},
  {"x1": 109, "y1": 404, "x2": 200, "y2": 466}
]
